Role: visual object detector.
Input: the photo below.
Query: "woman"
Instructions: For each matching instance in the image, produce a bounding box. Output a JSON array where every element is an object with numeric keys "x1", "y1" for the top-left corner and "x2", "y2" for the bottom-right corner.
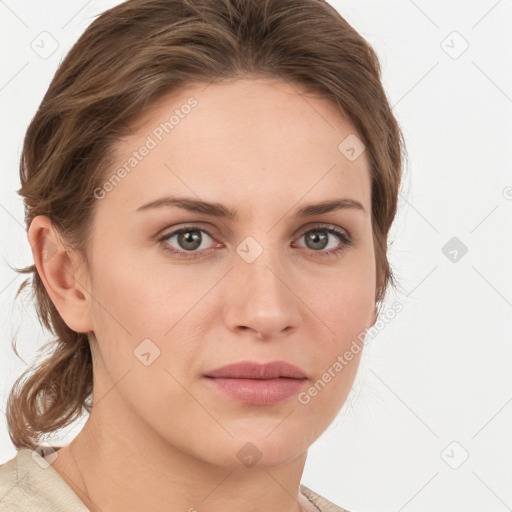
[{"x1": 0, "y1": 0, "x2": 405, "y2": 510}]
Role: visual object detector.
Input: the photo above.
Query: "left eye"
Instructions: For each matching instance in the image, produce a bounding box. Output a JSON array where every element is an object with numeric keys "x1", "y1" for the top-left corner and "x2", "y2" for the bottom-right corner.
[{"x1": 294, "y1": 227, "x2": 348, "y2": 252}]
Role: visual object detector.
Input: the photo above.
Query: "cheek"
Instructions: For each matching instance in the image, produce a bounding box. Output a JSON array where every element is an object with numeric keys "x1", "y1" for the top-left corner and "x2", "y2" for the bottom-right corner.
[
  {"x1": 89, "y1": 242, "x2": 187, "y2": 337},
  {"x1": 309, "y1": 288, "x2": 369, "y2": 386},
  {"x1": 85, "y1": 254, "x2": 161, "y2": 390},
  {"x1": 301, "y1": 256, "x2": 375, "y2": 338},
  {"x1": 87, "y1": 244, "x2": 206, "y2": 386},
  {"x1": 295, "y1": 262, "x2": 374, "y2": 410},
  {"x1": 296, "y1": 299, "x2": 367, "y2": 433}
]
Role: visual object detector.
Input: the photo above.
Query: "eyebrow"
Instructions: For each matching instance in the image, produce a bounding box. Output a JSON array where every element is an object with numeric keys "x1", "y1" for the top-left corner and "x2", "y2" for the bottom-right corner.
[{"x1": 136, "y1": 196, "x2": 366, "y2": 218}]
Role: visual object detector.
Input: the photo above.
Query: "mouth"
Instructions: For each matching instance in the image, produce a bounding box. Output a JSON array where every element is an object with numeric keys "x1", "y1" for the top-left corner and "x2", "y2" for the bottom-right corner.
[{"x1": 203, "y1": 360, "x2": 308, "y2": 405}]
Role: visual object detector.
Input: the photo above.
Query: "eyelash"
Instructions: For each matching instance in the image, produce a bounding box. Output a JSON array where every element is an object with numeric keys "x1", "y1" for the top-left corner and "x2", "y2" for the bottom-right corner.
[{"x1": 157, "y1": 223, "x2": 353, "y2": 260}]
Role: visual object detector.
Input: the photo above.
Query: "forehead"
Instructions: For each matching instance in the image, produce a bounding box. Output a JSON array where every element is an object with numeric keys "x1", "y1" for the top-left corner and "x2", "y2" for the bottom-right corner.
[{"x1": 101, "y1": 77, "x2": 371, "y2": 218}]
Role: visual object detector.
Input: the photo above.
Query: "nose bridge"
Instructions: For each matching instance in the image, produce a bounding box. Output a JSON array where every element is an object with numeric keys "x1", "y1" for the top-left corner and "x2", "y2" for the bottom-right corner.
[
  {"x1": 235, "y1": 232, "x2": 286, "y2": 298},
  {"x1": 227, "y1": 232, "x2": 299, "y2": 337}
]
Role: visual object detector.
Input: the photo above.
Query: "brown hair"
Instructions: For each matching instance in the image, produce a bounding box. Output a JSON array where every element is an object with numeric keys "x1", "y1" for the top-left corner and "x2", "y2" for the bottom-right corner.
[{"x1": 6, "y1": 0, "x2": 407, "y2": 450}]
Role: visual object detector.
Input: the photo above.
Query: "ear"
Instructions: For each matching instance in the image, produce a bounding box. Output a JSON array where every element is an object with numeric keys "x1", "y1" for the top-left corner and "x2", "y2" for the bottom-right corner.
[{"x1": 27, "y1": 215, "x2": 94, "y2": 333}]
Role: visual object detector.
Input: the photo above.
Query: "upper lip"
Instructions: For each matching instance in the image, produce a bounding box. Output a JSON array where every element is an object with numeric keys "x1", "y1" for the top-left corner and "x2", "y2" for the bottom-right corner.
[{"x1": 204, "y1": 361, "x2": 307, "y2": 379}]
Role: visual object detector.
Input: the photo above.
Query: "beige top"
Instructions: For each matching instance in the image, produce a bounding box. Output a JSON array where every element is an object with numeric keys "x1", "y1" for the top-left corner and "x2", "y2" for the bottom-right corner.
[{"x1": 0, "y1": 448, "x2": 349, "y2": 512}]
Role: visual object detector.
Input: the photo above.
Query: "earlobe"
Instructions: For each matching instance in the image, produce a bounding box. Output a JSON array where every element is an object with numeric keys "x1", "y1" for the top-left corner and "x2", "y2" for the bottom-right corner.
[{"x1": 27, "y1": 215, "x2": 94, "y2": 333}]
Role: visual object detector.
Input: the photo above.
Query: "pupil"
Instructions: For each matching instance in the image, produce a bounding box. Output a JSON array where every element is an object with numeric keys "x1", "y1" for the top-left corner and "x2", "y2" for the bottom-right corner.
[
  {"x1": 179, "y1": 230, "x2": 201, "y2": 250},
  {"x1": 307, "y1": 231, "x2": 328, "y2": 250}
]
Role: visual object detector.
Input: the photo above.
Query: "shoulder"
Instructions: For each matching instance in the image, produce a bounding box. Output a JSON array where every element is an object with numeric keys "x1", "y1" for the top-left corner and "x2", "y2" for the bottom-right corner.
[
  {"x1": 0, "y1": 447, "x2": 89, "y2": 512},
  {"x1": 300, "y1": 484, "x2": 352, "y2": 512}
]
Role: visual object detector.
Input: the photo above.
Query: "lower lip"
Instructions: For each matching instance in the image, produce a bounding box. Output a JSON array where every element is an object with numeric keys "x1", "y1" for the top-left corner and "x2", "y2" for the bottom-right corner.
[{"x1": 205, "y1": 377, "x2": 307, "y2": 405}]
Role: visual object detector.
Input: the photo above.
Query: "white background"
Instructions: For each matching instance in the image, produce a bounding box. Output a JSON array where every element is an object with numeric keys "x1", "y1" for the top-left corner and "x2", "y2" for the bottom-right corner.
[{"x1": 1, "y1": 1, "x2": 511, "y2": 511}]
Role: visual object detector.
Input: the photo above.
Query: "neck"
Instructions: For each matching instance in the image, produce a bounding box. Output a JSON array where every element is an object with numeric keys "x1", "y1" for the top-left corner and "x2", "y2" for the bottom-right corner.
[{"x1": 51, "y1": 394, "x2": 316, "y2": 512}]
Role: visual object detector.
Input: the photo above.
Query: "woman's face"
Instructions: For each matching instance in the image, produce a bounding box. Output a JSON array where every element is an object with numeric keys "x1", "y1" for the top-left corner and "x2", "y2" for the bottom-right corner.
[{"x1": 81, "y1": 77, "x2": 376, "y2": 468}]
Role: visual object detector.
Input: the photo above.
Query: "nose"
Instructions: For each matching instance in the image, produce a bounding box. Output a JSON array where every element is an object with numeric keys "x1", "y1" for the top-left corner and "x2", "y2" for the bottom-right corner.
[{"x1": 224, "y1": 241, "x2": 301, "y2": 341}]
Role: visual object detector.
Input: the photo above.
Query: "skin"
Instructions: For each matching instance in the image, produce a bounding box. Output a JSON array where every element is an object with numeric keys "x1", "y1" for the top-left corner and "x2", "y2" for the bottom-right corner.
[{"x1": 30, "y1": 77, "x2": 377, "y2": 512}]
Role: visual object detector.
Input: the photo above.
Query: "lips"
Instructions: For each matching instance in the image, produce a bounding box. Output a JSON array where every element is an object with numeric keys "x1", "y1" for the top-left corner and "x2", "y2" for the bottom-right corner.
[
  {"x1": 204, "y1": 360, "x2": 307, "y2": 379},
  {"x1": 204, "y1": 361, "x2": 308, "y2": 405}
]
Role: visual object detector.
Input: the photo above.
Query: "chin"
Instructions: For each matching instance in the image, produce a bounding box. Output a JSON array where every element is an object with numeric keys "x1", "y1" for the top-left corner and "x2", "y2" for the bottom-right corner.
[{"x1": 200, "y1": 431, "x2": 309, "y2": 470}]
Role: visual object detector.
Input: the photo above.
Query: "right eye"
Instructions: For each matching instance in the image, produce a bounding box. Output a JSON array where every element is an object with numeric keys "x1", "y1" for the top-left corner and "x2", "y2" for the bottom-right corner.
[{"x1": 158, "y1": 225, "x2": 221, "y2": 259}]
